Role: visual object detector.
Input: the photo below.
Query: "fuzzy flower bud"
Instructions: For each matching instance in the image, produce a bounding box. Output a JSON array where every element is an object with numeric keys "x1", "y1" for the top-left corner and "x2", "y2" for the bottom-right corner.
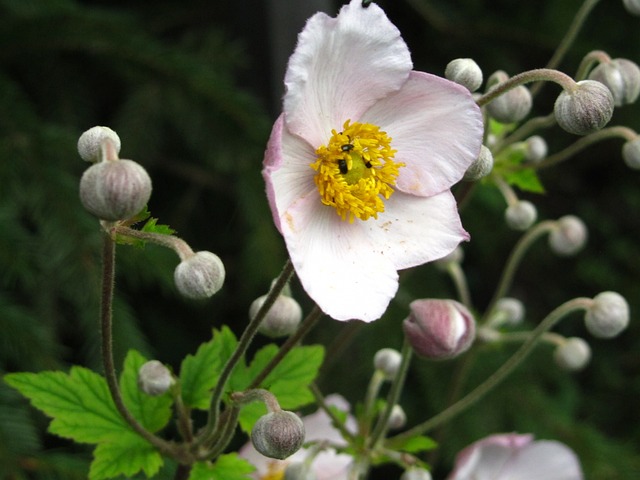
[
  {"x1": 403, "y1": 299, "x2": 476, "y2": 360},
  {"x1": 486, "y1": 71, "x2": 532, "y2": 123},
  {"x1": 400, "y1": 467, "x2": 433, "y2": 480},
  {"x1": 548, "y1": 215, "x2": 588, "y2": 256},
  {"x1": 388, "y1": 404, "x2": 407, "y2": 430},
  {"x1": 622, "y1": 138, "x2": 640, "y2": 169},
  {"x1": 524, "y1": 135, "x2": 548, "y2": 163},
  {"x1": 623, "y1": 0, "x2": 640, "y2": 15},
  {"x1": 373, "y1": 348, "x2": 402, "y2": 380},
  {"x1": 463, "y1": 145, "x2": 494, "y2": 181},
  {"x1": 494, "y1": 297, "x2": 525, "y2": 326},
  {"x1": 588, "y1": 58, "x2": 640, "y2": 106},
  {"x1": 174, "y1": 251, "x2": 225, "y2": 299},
  {"x1": 79, "y1": 158, "x2": 152, "y2": 221},
  {"x1": 137, "y1": 360, "x2": 174, "y2": 396},
  {"x1": 445, "y1": 58, "x2": 483, "y2": 92},
  {"x1": 77, "y1": 126, "x2": 121, "y2": 163},
  {"x1": 554, "y1": 80, "x2": 614, "y2": 135},
  {"x1": 251, "y1": 410, "x2": 305, "y2": 460},
  {"x1": 252, "y1": 294, "x2": 303, "y2": 338},
  {"x1": 505, "y1": 200, "x2": 537, "y2": 230},
  {"x1": 554, "y1": 337, "x2": 591, "y2": 372},
  {"x1": 584, "y1": 291, "x2": 630, "y2": 338}
]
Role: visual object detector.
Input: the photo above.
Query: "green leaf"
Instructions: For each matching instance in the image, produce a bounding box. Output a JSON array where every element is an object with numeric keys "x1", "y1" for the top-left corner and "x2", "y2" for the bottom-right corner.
[
  {"x1": 120, "y1": 350, "x2": 173, "y2": 432},
  {"x1": 236, "y1": 344, "x2": 324, "y2": 433},
  {"x1": 4, "y1": 368, "x2": 130, "y2": 444},
  {"x1": 503, "y1": 167, "x2": 545, "y2": 193},
  {"x1": 89, "y1": 432, "x2": 163, "y2": 480},
  {"x1": 189, "y1": 454, "x2": 255, "y2": 480},
  {"x1": 386, "y1": 434, "x2": 437, "y2": 454},
  {"x1": 179, "y1": 326, "x2": 238, "y2": 410},
  {"x1": 141, "y1": 216, "x2": 176, "y2": 236}
]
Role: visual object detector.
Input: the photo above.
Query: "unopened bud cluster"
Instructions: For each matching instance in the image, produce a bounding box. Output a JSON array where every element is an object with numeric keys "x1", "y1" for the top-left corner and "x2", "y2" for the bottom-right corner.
[
  {"x1": 445, "y1": 58, "x2": 483, "y2": 92},
  {"x1": 505, "y1": 200, "x2": 537, "y2": 231},
  {"x1": 548, "y1": 215, "x2": 587, "y2": 256},
  {"x1": 588, "y1": 58, "x2": 640, "y2": 106},
  {"x1": 554, "y1": 337, "x2": 591, "y2": 372},
  {"x1": 174, "y1": 251, "x2": 225, "y2": 299},
  {"x1": 486, "y1": 70, "x2": 532, "y2": 123},
  {"x1": 584, "y1": 291, "x2": 629, "y2": 338},
  {"x1": 251, "y1": 410, "x2": 305, "y2": 460},
  {"x1": 137, "y1": 360, "x2": 174, "y2": 396},
  {"x1": 78, "y1": 126, "x2": 152, "y2": 221},
  {"x1": 373, "y1": 348, "x2": 402, "y2": 380},
  {"x1": 554, "y1": 80, "x2": 614, "y2": 135},
  {"x1": 252, "y1": 292, "x2": 303, "y2": 338}
]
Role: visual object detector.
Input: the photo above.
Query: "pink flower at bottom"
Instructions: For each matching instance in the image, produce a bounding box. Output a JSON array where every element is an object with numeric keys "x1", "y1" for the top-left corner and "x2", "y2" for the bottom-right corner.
[
  {"x1": 263, "y1": 0, "x2": 483, "y2": 322},
  {"x1": 447, "y1": 433, "x2": 584, "y2": 480}
]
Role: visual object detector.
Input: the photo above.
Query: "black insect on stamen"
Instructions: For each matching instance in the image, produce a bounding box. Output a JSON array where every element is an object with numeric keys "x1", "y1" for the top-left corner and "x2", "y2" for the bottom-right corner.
[
  {"x1": 338, "y1": 159, "x2": 348, "y2": 174},
  {"x1": 341, "y1": 143, "x2": 354, "y2": 153},
  {"x1": 365, "y1": 160, "x2": 372, "y2": 168}
]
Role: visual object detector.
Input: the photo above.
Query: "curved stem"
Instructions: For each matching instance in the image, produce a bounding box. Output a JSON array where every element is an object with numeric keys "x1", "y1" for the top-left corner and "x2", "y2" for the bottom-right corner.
[
  {"x1": 483, "y1": 220, "x2": 557, "y2": 322},
  {"x1": 197, "y1": 259, "x2": 295, "y2": 446},
  {"x1": 100, "y1": 232, "x2": 188, "y2": 462},
  {"x1": 114, "y1": 225, "x2": 194, "y2": 260},
  {"x1": 531, "y1": 0, "x2": 602, "y2": 95},
  {"x1": 360, "y1": 371, "x2": 385, "y2": 437},
  {"x1": 369, "y1": 338, "x2": 412, "y2": 448},
  {"x1": 526, "y1": 126, "x2": 638, "y2": 170},
  {"x1": 493, "y1": 113, "x2": 557, "y2": 154},
  {"x1": 388, "y1": 298, "x2": 591, "y2": 444},
  {"x1": 575, "y1": 49, "x2": 611, "y2": 81},
  {"x1": 477, "y1": 69, "x2": 576, "y2": 108}
]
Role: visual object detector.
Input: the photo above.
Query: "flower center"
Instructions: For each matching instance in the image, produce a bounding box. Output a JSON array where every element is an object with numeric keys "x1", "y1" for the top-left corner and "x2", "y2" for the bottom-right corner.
[{"x1": 311, "y1": 120, "x2": 404, "y2": 222}]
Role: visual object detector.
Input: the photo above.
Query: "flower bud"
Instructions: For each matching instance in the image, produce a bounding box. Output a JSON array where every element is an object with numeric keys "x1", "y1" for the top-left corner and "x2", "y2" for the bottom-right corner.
[
  {"x1": 373, "y1": 348, "x2": 402, "y2": 380},
  {"x1": 486, "y1": 71, "x2": 532, "y2": 123},
  {"x1": 494, "y1": 297, "x2": 525, "y2": 326},
  {"x1": 623, "y1": 0, "x2": 640, "y2": 15},
  {"x1": 251, "y1": 410, "x2": 305, "y2": 460},
  {"x1": 524, "y1": 135, "x2": 548, "y2": 163},
  {"x1": 403, "y1": 299, "x2": 476, "y2": 360},
  {"x1": 387, "y1": 404, "x2": 407, "y2": 430},
  {"x1": 137, "y1": 360, "x2": 174, "y2": 396},
  {"x1": 463, "y1": 145, "x2": 494, "y2": 181},
  {"x1": 622, "y1": 138, "x2": 640, "y2": 169},
  {"x1": 252, "y1": 294, "x2": 303, "y2": 338},
  {"x1": 77, "y1": 126, "x2": 121, "y2": 163},
  {"x1": 548, "y1": 215, "x2": 587, "y2": 256},
  {"x1": 400, "y1": 467, "x2": 433, "y2": 480},
  {"x1": 445, "y1": 58, "x2": 483, "y2": 92},
  {"x1": 79, "y1": 159, "x2": 152, "y2": 221},
  {"x1": 554, "y1": 80, "x2": 614, "y2": 135},
  {"x1": 174, "y1": 251, "x2": 225, "y2": 299},
  {"x1": 588, "y1": 58, "x2": 640, "y2": 106},
  {"x1": 554, "y1": 337, "x2": 591, "y2": 372},
  {"x1": 505, "y1": 200, "x2": 537, "y2": 230},
  {"x1": 584, "y1": 291, "x2": 630, "y2": 338}
]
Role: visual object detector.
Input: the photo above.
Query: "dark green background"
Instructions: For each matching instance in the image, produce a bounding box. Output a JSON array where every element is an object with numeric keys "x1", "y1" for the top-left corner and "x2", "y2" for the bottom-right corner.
[{"x1": 1, "y1": 0, "x2": 638, "y2": 478}]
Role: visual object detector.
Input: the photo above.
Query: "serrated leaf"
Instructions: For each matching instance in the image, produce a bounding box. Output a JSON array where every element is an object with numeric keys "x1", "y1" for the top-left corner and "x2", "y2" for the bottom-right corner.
[
  {"x1": 189, "y1": 454, "x2": 255, "y2": 480},
  {"x1": 4, "y1": 368, "x2": 130, "y2": 444},
  {"x1": 89, "y1": 432, "x2": 163, "y2": 480},
  {"x1": 236, "y1": 345, "x2": 324, "y2": 433},
  {"x1": 141, "y1": 216, "x2": 176, "y2": 236},
  {"x1": 120, "y1": 350, "x2": 173, "y2": 432},
  {"x1": 180, "y1": 326, "x2": 238, "y2": 410}
]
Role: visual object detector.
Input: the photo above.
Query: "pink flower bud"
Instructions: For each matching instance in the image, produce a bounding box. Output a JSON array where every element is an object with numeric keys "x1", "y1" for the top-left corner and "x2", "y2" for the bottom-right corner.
[{"x1": 403, "y1": 299, "x2": 476, "y2": 360}]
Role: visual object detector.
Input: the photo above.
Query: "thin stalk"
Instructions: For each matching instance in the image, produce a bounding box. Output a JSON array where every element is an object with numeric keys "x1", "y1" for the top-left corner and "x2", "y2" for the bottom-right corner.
[
  {"x1": 368, "y1": 338, "x2": 412, "y2": 448},
  {"x1": 446, "y1": 262, "x2": 472, "y2": 309},
  {"x1": 483, "y1": 220, "x2": 556, "y2": 321},
  {"x1": 388, "y1": 298, "x2": 591, "y2": 444},
  {"x1": 100, "y1": 232, "x2": 187, "y2": 461},
  {"x1": 114, "y1": 225, "x2": 194, "y2": 260},
  {"x1": 310, "y1": 383, "x2": 356, "y2": 442},
  {"x1": 492, "y1": 113, "x2": 557, "y2": 154},
  {"x1": 197, "y1": 259, "x2": 295, "y2": 446},
  {"x1": 531, "y1": 0, "x2": 602, "y2": 96},
  {"x1": 360, "y1": 371, "x2": 386, "y2": 437}
]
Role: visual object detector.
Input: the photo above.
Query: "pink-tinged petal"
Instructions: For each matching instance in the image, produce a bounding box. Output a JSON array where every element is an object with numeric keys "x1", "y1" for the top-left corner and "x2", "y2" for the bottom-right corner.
[
  {"x1": 263, "y1": 115, "x2": 318, "y2": 233},
  {"x1": 283, "y1": 0, "x2": 412, "y2": 147},
  {"x1": 362, "y1": 71, "x2": 483, "y2": 196},
  {"x1": 502, "y1": 441, "x2": 584, "y2": 480},
  {"x1": 448, "y1": 434, "x2": 583, "y2": 480},
  {"x1": 303, "y1": 394, "x2": 357, "y2": 445},
  {"x1": 281, "y1": 194, "x2": 399, "y2": 322},
  {"x1": 367, "y1": 190, "x2": 469, "y2": 270}
]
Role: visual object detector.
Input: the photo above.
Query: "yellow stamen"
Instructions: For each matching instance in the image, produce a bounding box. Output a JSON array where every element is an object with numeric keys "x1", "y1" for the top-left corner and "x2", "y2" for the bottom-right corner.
[
  {"x1": 310, "y1": 120, "x2": 404, "y2": 222},
  {"x1": 261, "y1": 461, "x2": 286, "y2": 480}
]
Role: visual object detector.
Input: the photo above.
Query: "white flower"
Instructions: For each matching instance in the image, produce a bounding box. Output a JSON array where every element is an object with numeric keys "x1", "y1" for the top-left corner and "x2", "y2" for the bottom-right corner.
[
  {"x1": 263, "y1": 0, "x2": 483, "y2": 321},
  {"x1": 239, "y1": 395, "x2": 356, "y2": 480},
  {"x1": 447, "y1": 433, "x2": 584, "y2": 480}
]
